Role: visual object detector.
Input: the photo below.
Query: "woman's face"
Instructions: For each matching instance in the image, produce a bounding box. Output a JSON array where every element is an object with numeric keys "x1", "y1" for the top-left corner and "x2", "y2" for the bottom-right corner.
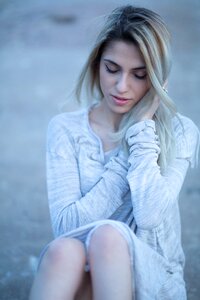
[{"x1": 99, "y1": 39, "x2": 150, "y2": 115}]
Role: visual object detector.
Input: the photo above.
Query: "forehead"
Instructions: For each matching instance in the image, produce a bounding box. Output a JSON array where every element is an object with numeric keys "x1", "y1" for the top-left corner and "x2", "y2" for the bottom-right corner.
[{"x1": 102, "y1": 40, "x2": 145, "y2": 66}]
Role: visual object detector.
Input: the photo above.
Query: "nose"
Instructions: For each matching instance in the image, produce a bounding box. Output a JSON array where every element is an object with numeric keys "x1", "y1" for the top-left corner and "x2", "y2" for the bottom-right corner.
[{"x1": 116, "y1": 73, "x2": 129, "y2": 93}]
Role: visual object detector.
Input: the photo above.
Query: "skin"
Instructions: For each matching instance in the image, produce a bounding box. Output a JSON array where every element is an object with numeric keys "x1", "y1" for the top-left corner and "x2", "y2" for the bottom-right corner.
[
  {"x1": 89, "y1": 39, "x2": 159, "y2": 151},
  {"x1": 29, "y1": 40, "x2": 160, "y2": 300}
]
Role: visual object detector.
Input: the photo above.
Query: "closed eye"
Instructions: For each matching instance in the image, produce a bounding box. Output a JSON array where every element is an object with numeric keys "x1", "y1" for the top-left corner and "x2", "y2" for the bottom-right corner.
[
  {"x1": 105, "y1": 64, "x2": 119, "y2": 74},
  {"x1": 134, "y1": 73, "x2": 147, "y2": 80},
  {"x1": 105, "y1": 63, "x2": 147, "y2": 79}
]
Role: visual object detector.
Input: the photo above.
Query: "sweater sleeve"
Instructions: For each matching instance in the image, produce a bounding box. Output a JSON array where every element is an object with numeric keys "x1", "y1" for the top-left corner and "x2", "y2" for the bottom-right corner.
[
  {"x1": 46, "y1": 117, "x2": 129, "y2": 237},
  {"x1": 125, "y1": 116, "x2": 200, "y2": 230}
]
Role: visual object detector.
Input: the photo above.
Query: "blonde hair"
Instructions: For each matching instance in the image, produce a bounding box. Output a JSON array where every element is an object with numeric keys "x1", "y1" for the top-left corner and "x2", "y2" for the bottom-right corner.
[{"x1": 76, "y1": 5, "x2": 178, "y2": 171}]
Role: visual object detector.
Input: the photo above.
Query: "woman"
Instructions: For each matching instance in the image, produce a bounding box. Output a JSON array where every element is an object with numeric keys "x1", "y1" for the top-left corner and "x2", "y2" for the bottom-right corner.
[{"x1": 29, "y1": 5, "x2": 199, "y2": 300}]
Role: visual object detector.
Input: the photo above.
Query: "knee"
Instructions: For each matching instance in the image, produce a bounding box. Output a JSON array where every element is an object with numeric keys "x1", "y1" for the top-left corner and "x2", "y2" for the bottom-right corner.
[
  {"x1": 88, "y1": 225, "x2": 129, "y2": 262},
  {"x1": 41, "y1": 238, "x2": 86, "y2": 269}
]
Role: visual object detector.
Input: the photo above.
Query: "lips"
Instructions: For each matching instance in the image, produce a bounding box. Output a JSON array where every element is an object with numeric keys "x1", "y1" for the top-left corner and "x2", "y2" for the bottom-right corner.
[{"x1": 111, "y1": 95, "x2": 131, "y2": 106}]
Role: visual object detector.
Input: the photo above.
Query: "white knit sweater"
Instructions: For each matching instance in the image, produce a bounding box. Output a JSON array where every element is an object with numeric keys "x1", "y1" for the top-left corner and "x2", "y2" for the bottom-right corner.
[{"x1": 45, "y1": 106, "x2": 199, "y2": 299}]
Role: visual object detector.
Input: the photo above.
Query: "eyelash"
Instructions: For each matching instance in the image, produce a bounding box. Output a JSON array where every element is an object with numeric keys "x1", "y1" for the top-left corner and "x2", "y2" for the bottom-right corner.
[
  {"x1": 105, "y1": 65, "x2": 147, "y2": 80},
  {"x1": 105, "y1": 65, "x2": 118, "y2": 74}
]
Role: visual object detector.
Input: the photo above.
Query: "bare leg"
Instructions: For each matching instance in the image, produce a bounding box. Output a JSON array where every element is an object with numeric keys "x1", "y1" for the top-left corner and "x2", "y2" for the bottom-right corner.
[
  {"x1": 29, "y1": 238, "x2": 88, "y2": 300},
  {"x1": 88, "y1": 225, "x2": 133, "y2": 300}
]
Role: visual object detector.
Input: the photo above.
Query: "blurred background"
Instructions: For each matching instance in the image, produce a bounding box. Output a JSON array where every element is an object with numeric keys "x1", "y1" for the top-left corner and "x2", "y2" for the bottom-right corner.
[{"x1": 0, "y1": 0, "x2": 199, "y2": 299}]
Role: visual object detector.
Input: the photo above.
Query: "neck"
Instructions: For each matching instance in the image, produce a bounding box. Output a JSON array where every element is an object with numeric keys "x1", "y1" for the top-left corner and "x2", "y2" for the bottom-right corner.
[{"x1": 95, "y1": 101, "x2": 123, "y2": 132}]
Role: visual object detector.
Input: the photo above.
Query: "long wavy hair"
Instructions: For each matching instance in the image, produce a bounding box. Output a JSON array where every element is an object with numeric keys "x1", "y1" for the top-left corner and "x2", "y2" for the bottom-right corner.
[{"x1": 75, "y1": 5, "x2": 178, "y2": 171}]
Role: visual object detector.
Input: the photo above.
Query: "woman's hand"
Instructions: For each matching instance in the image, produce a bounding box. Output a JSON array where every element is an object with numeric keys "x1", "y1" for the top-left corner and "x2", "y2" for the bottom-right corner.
[
  {"x1": 130, "y1": 89, "x2": 159, "y2": 122},
  {"x1": 133, "y1": 82, "x2": 168, "y2": 122},
  {"x1": 139, "y1": 92, "x2": 160, "y2": 121}
]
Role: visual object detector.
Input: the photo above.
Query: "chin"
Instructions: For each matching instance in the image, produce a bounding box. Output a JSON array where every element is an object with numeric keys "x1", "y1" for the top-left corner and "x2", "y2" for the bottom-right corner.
[{"x1": 110, "y1": 104, "x2": 132, "y2": 115}]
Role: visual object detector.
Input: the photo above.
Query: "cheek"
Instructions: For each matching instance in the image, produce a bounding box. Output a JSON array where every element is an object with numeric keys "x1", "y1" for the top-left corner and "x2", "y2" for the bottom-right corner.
[
  {"x1": 99, "y1": 69, "x2": 112, "y2": 94},
  {"x1": 136, "y1": 80, "x2": 150, "y2": 98},
  {"x1": 99, "y1": 75, "x2": 106, "y2": 95}
]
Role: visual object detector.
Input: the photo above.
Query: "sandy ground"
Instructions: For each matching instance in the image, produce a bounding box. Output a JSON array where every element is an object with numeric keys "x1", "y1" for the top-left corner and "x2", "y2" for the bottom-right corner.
[{"x1": 0, "y1": 0, "x2": 199, "y2": 299}]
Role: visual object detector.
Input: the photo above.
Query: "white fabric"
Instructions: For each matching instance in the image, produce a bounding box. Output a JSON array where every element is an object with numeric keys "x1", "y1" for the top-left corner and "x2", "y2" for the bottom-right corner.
[{"x1": 44, "y1": 106, "x2": 199, "y2": 299}]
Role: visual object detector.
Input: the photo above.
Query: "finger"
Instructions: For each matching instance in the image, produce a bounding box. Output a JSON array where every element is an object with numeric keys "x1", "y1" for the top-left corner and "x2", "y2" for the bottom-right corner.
[
  {"x1": 153, "y1": 94, "x2": 160, "y2": 106},
  {"x1": 163, "y1": 79, "x2": 168, "y2": 89},
  {"x1": 162, "y1": 80, "x2": 168, "y2": 93},
  {"x1": 151, "y1": 94, "x2": 160, "y2": 113}
]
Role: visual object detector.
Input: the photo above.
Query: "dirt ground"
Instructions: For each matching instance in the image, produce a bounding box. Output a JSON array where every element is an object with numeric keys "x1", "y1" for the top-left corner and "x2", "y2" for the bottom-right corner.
[{"x1": 0, "y1": 0, "x2": 199, "y2": 299}]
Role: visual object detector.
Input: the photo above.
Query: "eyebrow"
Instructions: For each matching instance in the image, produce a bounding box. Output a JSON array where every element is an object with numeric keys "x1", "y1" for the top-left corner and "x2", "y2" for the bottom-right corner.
[{"x1": 103, "y1": 59, "x2": 146, "y2": 70}]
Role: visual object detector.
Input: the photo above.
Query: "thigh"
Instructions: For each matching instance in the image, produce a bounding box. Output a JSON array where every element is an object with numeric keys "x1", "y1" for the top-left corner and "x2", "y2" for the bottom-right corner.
[{"x1": 75, "y1": 271, "x2": 92, "y2": 300}]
